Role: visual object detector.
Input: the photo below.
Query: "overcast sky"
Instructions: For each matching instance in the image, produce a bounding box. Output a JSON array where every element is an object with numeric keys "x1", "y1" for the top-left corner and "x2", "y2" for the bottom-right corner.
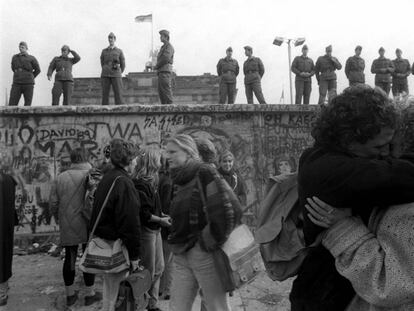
[{"x1": 2, "y1": 0, "x2": 414, "y2": 106}]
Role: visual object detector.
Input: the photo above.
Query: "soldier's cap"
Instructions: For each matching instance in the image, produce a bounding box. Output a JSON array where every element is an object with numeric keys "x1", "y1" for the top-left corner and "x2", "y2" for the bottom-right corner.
[
  {"x1": 396, "y1": 48, "x2": 402, "y2": 53},
  {"x1": 244, "y1": 45, "x2": 253, "y2": 52},
  {"x1": 226, "y1": 46, "x2": 233, "y2": 52},
  {"x1": 302, "y1": 44, "x2": 308, "y2": 50},
  {"x1": 108, "y1": 32, "x2": 116, "y2": 39},
  {"x1": 159, "y1": 29, "x2": 170, "y2": 37},
  {"x1": 61, "y1": 45, "x2": 70, "y2": 51},
  {"x1": 19, "y1": 41, "x2": 28, "y2": 49},
  {"x1": 325, "y1": 45, "x2": 332, "y2": 52},
  {"x1": 379, "y1": 47, "x2": 385, "y2": 52},
  {"x1": 355, "y1": 45, "x2": 362, "y2": 51}
]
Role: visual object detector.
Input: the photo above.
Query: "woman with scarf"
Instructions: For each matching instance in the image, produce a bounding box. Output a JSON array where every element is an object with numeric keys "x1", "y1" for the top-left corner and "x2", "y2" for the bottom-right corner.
[
  {"x1": 131, "y1": 147, "x2": 170, "y2": 311},
  {"x1": 218, "y1": 150, "x2": 247, "y2": 207},
  {"x1": 165, "y1": 134, "x2": 241, "y2": 311}
]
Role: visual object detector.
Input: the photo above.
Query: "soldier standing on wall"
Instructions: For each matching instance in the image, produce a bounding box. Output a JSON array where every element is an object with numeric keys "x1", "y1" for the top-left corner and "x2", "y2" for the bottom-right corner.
[
  {"x1": 100, "y1": 32, "x2": 125, "y2": 105},
  {"x1": 371, "y1": 47, "x2": 394, "y2": 96},
  {"x1": 345, "y1": 45, "x2": 365, "y2": 86},
  {"x1": 392, "y1": 48, "x2": 411, "y2": 97},
  {"x1": 155, "y1": 29, "x2": 175, "y2": 105},
  {"x1": 9, "y1": 41, "x2": 41, "y2": 106},
  {"x1": 315, "y1": 45, "x2": 342, "y2": 105},
  {"x1": 217, "y1": 47, "x2": 239, "y2": 104},
  {"x1": 291, "y1": 45, "x2": 315, "y2": 105},
  {"x1": 47, "y1": 45, "x2": 81, "y2": 106},
  {"x1": 243, "y1": 46, "x2": 266, "y2": 104}
]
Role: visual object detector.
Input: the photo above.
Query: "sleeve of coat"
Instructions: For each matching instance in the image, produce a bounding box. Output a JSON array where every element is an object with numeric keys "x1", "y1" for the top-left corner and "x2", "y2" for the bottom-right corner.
[
  {"x1": 235, "y1": 60, "x2": 240, "y2": 76},
  {"x1": 119, "y1": 50, "x2": 125, "y2": 73},
  {"x1": 70, "y1": 50, "x2": 81, "y2": 65},
  {"x1": 258, "y1": 58, "x2": 265, "y2": 77},
  {"x1": 47, "y1": 58, "x2": 56, "y2": 77},
  {"x1": 345, "y1": 58, "x2": 351, "y2": 78},
  {"x1": 371, "y1": 60, "x2": 377, "y2": 74},
  {"x1": 323, "y1": 216, "x2": 414, "y2": 307},
  {"x1": 332, "y1": 57, "x2": 342, "y2": 70},
  {"x1": 315, "y1": 58, "x2": 321, "y2": 81},
  {"x1": 216, "y1": 59, "x2": 222, "y2": 76},
  {"x1": 49, "y1": 179, "x2": 59, "y2": 224},
  {"x1": 291, "y1": 57, "x2": 300, "y2": 75},
  {"x1": 113, "y1": 179, "x2": 141, "y2": 260},
  {"x1": 157, "y1": 44, "x2": 173, "y2": 68},
  {"x1": 32, "y1": 57, "x2": 41, "y2": 78}
]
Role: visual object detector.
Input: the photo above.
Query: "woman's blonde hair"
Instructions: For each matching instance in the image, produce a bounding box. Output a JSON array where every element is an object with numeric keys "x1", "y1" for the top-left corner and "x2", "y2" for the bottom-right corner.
[
  {"x1": 131, "y1": 147, "x2": 161, "y2": 186},
  {"x1": 166, "y1": 134, "x2": 200, "y2": 161}
]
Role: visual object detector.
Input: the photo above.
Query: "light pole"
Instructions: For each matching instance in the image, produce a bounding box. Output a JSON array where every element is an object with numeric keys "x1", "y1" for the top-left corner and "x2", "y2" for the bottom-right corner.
[{"x1": 273, "y1": 36, "x2": 305, "y2": 105}]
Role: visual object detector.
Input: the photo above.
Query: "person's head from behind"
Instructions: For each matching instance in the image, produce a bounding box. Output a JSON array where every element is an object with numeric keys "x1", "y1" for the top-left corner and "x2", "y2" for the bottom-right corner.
[
  {"x1": 219, "y1": 150, "x2": 235, "y2": 172},
  {"x1": 131, "y1": 147, "x2": 161, "y2": 183},
  {"x1": 274, "y1": 156, "x2": 296, "y2": 175},
  {"x1": 110, "y1": 138, "x2": 137, "y2": 169},
  {"x1": 70, "y1": 147, "x2": 87, "y2": 164},
  {"x1": 195, "y1": 137, "x2": 217, "y2": 166},
  {"x1": 165, "y1": 134, "x2": 200, "y2": 169},
  {"x1": 312, "y1": 85, "x2": 398, "y2": 159}
]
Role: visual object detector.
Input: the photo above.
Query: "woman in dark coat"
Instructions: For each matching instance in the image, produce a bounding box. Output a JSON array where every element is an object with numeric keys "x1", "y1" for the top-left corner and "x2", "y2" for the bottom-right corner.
[
  {"x1": 217, "y1": 150, "x2": 247, "y2": 207},
  {"x1": 0, "y1": 172, "x2": 17, "y2": 307}
]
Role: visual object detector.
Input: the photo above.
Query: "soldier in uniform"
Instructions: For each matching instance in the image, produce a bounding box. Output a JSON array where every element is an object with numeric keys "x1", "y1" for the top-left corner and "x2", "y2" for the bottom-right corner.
[
  {"x1": 291, "y1": 45, "x2": 314, "y2": 105},
  {"x1": 47, "y1": 45, "x2": 81, "y2": 106},
  {"x1": 315, "y1": 45, "x2": 342, "y2": 105},
  {"x1": 155, "y1": 29, "x2": 175, "y2": 105},
  {"x1": 243, "y1": 46, "x2": 266, "y2": 104},
  {"x1": 345, "y1": 45, "x2": 365, "y2": 86},
  {"x1": 216, "y1": 47, "x2": 239, "y2": 104},
  {"x1": 100, "y1": 32, "x2": 125, "y2": 105},
  {"x1": 392, "y1": 48, "x2": 411, "y2": 97},
  {"x1": 371, "y1": 47, "x2": 394, "y2": 96},
  {"x1": 9, "y1": 41, "x2": 41, "y2": 106}
]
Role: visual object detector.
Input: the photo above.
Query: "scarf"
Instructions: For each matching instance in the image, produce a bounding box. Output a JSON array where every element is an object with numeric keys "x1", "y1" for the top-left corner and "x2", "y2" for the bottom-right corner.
[{"x1": 170, "y1": 160, "x2": 202, "y2": 185}]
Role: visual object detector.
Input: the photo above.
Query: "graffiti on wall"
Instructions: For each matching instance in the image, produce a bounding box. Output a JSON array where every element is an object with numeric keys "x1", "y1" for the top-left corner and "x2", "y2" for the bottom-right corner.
[{"x1": 0, "y1": 109, "x2": 315, "y2": 234}]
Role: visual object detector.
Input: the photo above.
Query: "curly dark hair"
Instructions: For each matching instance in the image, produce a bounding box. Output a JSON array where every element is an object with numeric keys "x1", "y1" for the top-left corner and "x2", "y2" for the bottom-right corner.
[
  {"x1": 110, "y1": 138, "x2": 138, "y2": 168},
  {"x1": 312, "y1": 85, "x2": 398, "y2": 152}
]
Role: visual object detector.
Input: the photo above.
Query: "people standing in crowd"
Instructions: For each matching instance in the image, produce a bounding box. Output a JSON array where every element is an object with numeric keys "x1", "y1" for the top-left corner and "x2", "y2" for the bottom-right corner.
[
  {"x1": 49, "y1": 148, "x2": 101, "y2": 307},
  {"x1": 291, "y1": 45, "x2": 315, "y2": 105},
  {"x1": 371, "y1": 47, "x2": 395, "y2": 96},
  {"x1": 315, "y1": 45, "x2": 342, "y2": 105},
  {"x1": 9, "y1": 41, "x2": 40, "y2": 106},
  {"x1": 155, "y1": 29, "x2": 175, "y2": 105},
  {"x1": 100, "y1": 32, "x2": 125, "y2": 105},
  {"x1": 158, "y1": 155, "x2": 173, "y2": 301},
  {"x1": 0, "y1": 172, "x2": 17, "y2": 309},
  {"x1": 217, "y1": 47, "x2": 240, "y2": 104},
  {"x1": 89, "y1": 139, "x2": 141, "y2": 311},
  {"x1": 392, "y1": 48, "x2": 411, "y2": 97},
  {"x1": 290, "y1": 85, "x2": 414, "y2": 311},
  {"x1": 345, "y1": 45, "x2": 365, "y2": 86},
  {"x1": 243, "y1": 46, "x2": 266, "y2": 104},
  {"x1": 47, "y1": 45, "x2": 80, "y2": 106},
  {"x1": 131, "y1": 147, "x2": 171, "y2": 311},
  {"x1": 165, "y1": 134, "x2": 241, "y2": 311},
  {"x1": 218, "y1": 149, "x2": 247, "y2": 207}
]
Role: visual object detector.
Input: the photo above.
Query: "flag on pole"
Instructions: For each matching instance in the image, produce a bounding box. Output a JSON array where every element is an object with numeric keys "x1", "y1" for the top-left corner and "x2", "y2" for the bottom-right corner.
[{"x1": 135, "y1": 14, "x2": 152, "y2": 23}]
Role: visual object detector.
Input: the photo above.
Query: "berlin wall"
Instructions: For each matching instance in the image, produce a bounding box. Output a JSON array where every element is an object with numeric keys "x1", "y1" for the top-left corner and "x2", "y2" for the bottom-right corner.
[{"x1": 0, "y1": 104, "x2": 318, "y2": 235}]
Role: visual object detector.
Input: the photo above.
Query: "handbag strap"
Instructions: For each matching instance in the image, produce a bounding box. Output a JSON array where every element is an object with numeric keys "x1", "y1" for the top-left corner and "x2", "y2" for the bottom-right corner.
[
  {"x1": 88, "y1": 175, "x2": 122, "y2": 242},
  {"x1": 196, "y1": 175, "x2": 209, "y2": 221}
]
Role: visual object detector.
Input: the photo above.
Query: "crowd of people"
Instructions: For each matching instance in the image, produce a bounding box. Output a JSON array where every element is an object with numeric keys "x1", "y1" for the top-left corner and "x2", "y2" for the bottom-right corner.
[{"x1": 2, "y1": 84, "x2": 414, "y2": 310}]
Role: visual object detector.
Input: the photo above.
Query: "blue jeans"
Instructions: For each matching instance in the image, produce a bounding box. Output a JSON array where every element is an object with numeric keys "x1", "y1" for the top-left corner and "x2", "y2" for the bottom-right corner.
[
  {"x1": 170, "y1": 242, "x2": 231, "y2": 311},
  {"x1": 140, "y1": 227, "x2": 164, "y2": 309}
]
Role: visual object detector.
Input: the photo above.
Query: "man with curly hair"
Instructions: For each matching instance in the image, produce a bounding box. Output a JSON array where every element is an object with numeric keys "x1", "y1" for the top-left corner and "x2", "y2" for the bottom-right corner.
[{"x1": 289, "y1": 85, "x2": 414, "y2": 311}]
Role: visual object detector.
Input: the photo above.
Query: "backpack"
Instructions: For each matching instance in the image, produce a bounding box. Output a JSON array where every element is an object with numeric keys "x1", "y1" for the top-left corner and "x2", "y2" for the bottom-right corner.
[
  {"x1": 115, "y1": 269, "x2": 151, "y2": 311},
  {"x1": 255, "y1": 174, "x2": 320, "y2": 281}
]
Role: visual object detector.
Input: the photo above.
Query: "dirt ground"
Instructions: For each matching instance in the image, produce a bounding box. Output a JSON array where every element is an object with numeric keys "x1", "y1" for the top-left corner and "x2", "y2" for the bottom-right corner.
[{"x1": 5, "y1": 254, "x2": 292, "y2": 311}]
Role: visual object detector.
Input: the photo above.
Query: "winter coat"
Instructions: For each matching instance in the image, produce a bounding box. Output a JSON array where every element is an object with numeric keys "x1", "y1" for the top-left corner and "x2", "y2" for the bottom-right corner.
[
  {"x1": 49, "y1": 162, "x2": 92, "y2": 246},
  {"x1": 90, "y1": 167, "x2": 141, "y2": 261},
  {"x1": 323, "y1": 203, "x2": 414, "y2": 311},
  {"x1": 11, "y1": 52, "x2": 41, "y2": 84},
  {"x1": 290, "y1": 146, "x2": 414, "y2": 311},
  {"x1": 217, "y1": 57, "x2": 239, "y2": 83},
  {"x1": 291, "y1": 55, "x2": 315, "y2": 82},
  {"x1": 47, "y1": 50, "x2": 80, "y2": 82},
  {"x1": 243, "y1": 56, "x2": 265, "y2": 84},
  {"x1": 315, "y1": 54, "x2": 342, "y2": 81},
  {"x1": 133, "y1": 179, "x2": 162, "y2": 231},
  {"x1": 156, "y1": 41, "x2": 174, "y2": 72},
  {"x1": 218, "y1": 167, "x2": 247, "y2": 207},
  {"x1": 345, "y1": 55, "x2": 365, "y2": 84},
  {"x1": 0, "y1": 173, "x2": 17, "y2": 283},
  {"x1": 371, "y1": 57, "x2": 395, "y2": 83},
  {"x1": 100, "y1": 46, "x2": 125, "y2": 77}
]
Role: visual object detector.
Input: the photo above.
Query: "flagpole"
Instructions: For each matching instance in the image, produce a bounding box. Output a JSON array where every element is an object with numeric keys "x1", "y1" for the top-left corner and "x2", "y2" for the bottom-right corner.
[{"x1": 151, "y1": 14, "x2": 154, "y2": 56}]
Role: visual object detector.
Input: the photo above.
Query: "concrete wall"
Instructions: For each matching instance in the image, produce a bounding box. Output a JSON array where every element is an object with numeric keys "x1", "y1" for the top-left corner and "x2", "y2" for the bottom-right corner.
[
  {"x1": 0, "y1": 104, "x2": 318, "y2": 235},
  {"x1": 72, "y1": 72, "x2": 220, "y2": 105}
]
